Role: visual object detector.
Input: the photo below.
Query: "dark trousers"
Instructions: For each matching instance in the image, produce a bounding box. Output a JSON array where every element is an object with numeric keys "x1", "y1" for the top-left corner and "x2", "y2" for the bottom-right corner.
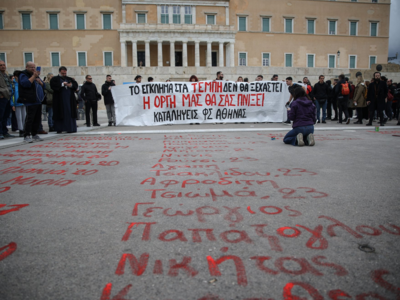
[
  {"x1": 367, "y1": 102, "x2": 384, "y2": 125},
  {"x1": 392, "y1": 101, "x2": 399, "y2": 120},
  {"x1": 11, "y1": 110, "x2": 18, "y2": 131},
  {"x1": 386, "y1": 101, "x2": 393, "y2": 119},
  {"x1": 85, "y1": 100, "x2": 98, "y2": 125},
  {"x1": 327, "y1": 99, "x2": 332, "y2": 119},
  {"x1": 332, "y1": 100, "x2": 338, "y2": 119},
  {"x1": 24, "y1": 104, "x2": 42, "y2": 137},
  {"x1": 0, "y1": 98, "x2": 11, "y2": 136},
  {"x1": 338, "y1": 99, "x2": 349, "y2": 123},
  {"x1": 284, "y1": 125, "x2": 314, "y2": 146},
  {"x1": 348, "y1": 108, "x2": 353, "y2": 118},
  {"x1": 356, "y1": 107, "x2": 363, "y2": 123}
]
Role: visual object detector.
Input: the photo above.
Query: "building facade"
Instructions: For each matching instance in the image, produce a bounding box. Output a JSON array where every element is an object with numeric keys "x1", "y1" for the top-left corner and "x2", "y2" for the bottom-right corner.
[{"x1": 0, "y1": 0, "x2": 392, "y2": 82}]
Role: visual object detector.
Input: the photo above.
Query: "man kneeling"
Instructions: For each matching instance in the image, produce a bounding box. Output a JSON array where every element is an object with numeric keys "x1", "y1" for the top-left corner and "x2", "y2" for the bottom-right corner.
[{"x1": 283, "y1": 87, "x2": 316, "y2": 147}]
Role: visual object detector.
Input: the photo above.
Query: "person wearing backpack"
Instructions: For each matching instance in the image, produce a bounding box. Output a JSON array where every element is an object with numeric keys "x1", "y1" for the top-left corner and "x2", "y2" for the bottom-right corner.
[
  {"x1": 334, "y1": 74, "x2": 352, "y2": 124},
  {"x1": 352, "y1": 76, "x2": 367, "y2": 124},
  {"x1": 366, "y1": 72, "x2": 388, "y2": 127},
  {"x1": 313, "y1": 75, "x2": 330, "y2": 123}
]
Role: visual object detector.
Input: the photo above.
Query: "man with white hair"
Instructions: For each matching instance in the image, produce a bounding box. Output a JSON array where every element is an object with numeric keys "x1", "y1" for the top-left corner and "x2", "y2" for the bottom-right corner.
[
  {"x1": 18, "y1": 61, "x2": 45, "y2": 143},
  {"x1": 0, "y1": 60, "x2": 16, "y2": 139}
]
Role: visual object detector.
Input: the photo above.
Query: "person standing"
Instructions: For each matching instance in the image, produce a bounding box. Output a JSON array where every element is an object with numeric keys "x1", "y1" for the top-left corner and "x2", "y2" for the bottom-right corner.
[
  {"x1": 44, "y1": 73, "x2": 55, "y2": 132},
  {"x1": 11, "y1": 71, "x2": 26, "y2": 137},
  {"x1": 334, "y1": 74, "x2": 352, "y2": 124},
  {"x1": 101, "y1": 75, "x2": 116, "y2": 126},
  {"x1": 387, "y1": 79, "x2": 395, "y2": 121},
  {"x1": 50, "y1": 66, "x2": 78, "y2": 133},
  {"x1": 366, "y1": 72, "x2": 388, "y2": 127},
  {"x1": 271, "y1": 74, "x2": 278, "y2": 81},
  {"x1": 216, "y1": 71, "x2": 224, "y2": 81},
  {"x1": 283, "y1": 87, "x2": 316, "y2": 147},
  {"x1": 0, "y1": 60, "x2": 16, "y2": 139},
  {"x1": 313, "y1": 75, "x2": 330, "y2": 123},
  {"x1": 352, "y1": 76, "x2": 367, "y2": 124},
  {"x1": 80, "y1": 75, "x2": 100, "y2": 127},
  {"x1": 18, "y1": 62, "x2": 45, "y2": 142},
  {"x1": 135, "y1": 75, "x2": 142, "y2": 83},
  {"x1": 256, "y1": 75, "x2": 263, "y2": 81}
]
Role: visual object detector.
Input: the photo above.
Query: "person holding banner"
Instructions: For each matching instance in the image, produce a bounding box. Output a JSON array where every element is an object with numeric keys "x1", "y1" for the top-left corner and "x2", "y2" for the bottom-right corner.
[{"x1": 283, "y1": 87, "x2": 316, "y2": 147}]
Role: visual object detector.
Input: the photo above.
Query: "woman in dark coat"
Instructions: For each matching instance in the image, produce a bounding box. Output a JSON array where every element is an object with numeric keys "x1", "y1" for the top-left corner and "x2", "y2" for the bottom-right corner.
[{"x1": 50, "y1": 66, "x2": 78, "y2": 133}]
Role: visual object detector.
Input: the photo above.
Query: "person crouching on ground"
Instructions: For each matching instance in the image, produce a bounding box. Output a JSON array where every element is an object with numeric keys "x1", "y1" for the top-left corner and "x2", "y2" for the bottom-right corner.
[{"x1": 283, "y1": 87, "x2": 316, "y2": 147}]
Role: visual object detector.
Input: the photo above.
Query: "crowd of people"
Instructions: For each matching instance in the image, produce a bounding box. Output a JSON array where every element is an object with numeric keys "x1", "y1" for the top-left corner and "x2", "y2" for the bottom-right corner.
[{"x1": 0, "y1": 62, "x2": 399, "y2": 145}]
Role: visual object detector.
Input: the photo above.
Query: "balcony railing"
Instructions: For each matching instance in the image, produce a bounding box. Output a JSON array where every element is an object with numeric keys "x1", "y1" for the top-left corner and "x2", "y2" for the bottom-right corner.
[{"x1": 120, "y1": 23, "x2": 235, "y2": 32}]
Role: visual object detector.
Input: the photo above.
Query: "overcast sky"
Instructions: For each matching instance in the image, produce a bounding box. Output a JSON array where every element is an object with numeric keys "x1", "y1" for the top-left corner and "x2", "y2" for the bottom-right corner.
[{"x1": 389, "y1": 1, "x2": 399, "y2": 57}]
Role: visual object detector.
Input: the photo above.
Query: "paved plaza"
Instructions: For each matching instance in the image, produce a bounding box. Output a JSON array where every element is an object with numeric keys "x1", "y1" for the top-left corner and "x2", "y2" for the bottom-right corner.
[{"x1": 1, "y1": 118, "x2": 400, "y2": 300}]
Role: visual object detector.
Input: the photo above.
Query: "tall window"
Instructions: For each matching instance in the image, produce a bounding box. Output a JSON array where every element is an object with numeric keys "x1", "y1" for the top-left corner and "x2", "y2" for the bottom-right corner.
[
  {"x1": 51, "y1": 52, "x2": 60, "y2": 67},
  {"x1": 238, "y1": 17, "x2": 247, "y2": 31},
  {"x1": 307, "y1": 54, "x2": 315, "y2": 68},
  {"x1": 349, "y1": 55, "x2": 356, "y2": 69},
  {"x1": 328, "y1": 55, "x2": 336, "y2": 68},
  {"x1": 0, "y1": 13, "x2": 3, "y2": 30},
  {"x1": 104, "y1": 52, "x2": 113, "y2": 66},
  {"x1": 24, "y1": 52, "x2": 33, "y2": 65},
  {"x1": 262, "y1": 53, "x2": 270, "y2": 66},
  {"x1": 207, "y1": 15, "x2": 215, "y2": 25},
  {"x1": 161, "y1": 6, "x2": 169, "y2": 24},
  {"x1": 77, "y1": 52, "x2": 86, "y2": 66},
  {"x1": 137, "y1": 14, "x2": 146, "y2": 24},
  {"x1": 307, "y1": 20, "x2": 315, "y2": 34},
  {"x1": 369, "y1": 56, "x2": 377, "y2": 68},
  {"x1": 184, "y1": 6, "x2": 192, "y2": 24},
  {"x1": 22, "y1": 13, "x2": 31, "y2": 30},
  {"x1": 239, "y1": 53, "x2": 247, "y2": 66},
  {"x1": 329, "y1": 20, "x2": 336, "y2": 35},
  {"x1": 350, "y1": 21, "x2": 357, "y2": 36},
  {"x1": 173, "y1": 6, "x2": 180, "y2": 24},
  {"x1": 103, "y1": 14, "x2": 111, "y2": 29},
  {"x1": 285, "y1": 54, "x2": 293, "y2": 67},
  {"x1": 262, "y1": 17, "x2": 270, "y2": 32},
  {"x1": 49, "y1": 14, "x2": 58, "y2": 29},
  {"x1": 285, "y1": 18, "x2": 293, "y2": 33},
  {"x1": 0, "y1": 53, "x2": 6, "y2": 64},
  {"x1": 370, "y1": 22, "x2": 378, "y2": 36},
  {"x1": 76, "y1": 14, "x2": 85, "y2": 29}
]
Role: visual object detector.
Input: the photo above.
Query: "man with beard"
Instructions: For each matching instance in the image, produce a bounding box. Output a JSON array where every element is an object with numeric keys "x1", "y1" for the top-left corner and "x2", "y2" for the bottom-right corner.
[
  {"x1": 366, "y1": 72, "x2": 388, "y2": 127},
  {"x1": 102, "y1": 75, "x2": 116, "y2": 126},
  {"x1": 216, "y1": 71, "x2": 224, "y2": 81},
  {"x1": 50, "y1": 66, "x2": 78, "y2": 133}
]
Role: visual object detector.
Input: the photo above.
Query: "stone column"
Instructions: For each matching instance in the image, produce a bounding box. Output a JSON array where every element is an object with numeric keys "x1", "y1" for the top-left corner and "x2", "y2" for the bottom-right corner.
[
  {"x1": 158, "y1": 41, "x2": 163, "y2": 67},
  {"x1": 192, "y1": 7, "x2": 196, "y2": 24},
  {"x1": 230, "y1": 42, "x2": 235, "y2": 67},
  {"x1": 219, "y1": 42, "x2": 224, "y2": 67},
  {"x1": 206, "y1": 41, "x2": 212, "y2": 67},
  {"x1": 145, "y1": 40, "x2": 150, "y2": 67},
  {"x1": 121, "y1": 41, "x2": 127, "y2": 67},
  {"x1": 225, "y1": 6, "x2": 229, "y2": 25},
  {"x1": 180, "y1": 6, "x2": 185, "y2": 24},
  {"x1": 122, "y1": 5, "x2": 126, "y2": 23},
  {"x1": 182, "y1": 41, "x2": 188, "y2": 67},
  {"x1": 132, "y1": 41, "x2": 137, "y2": 67},
  {"x1": 195, "y1": 41, "x2": 200, "y2": 67},
  {"x1": 169, "y1": 6, "x2": 173, "y2": 24},
  {"x1": 170, "y1": 41, "x2": 175, "y2": 67}
]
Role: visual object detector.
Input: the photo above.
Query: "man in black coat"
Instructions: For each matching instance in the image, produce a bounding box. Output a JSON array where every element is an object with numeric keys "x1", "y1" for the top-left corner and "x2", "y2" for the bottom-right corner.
[
  {"x1": 80, "y1": 75, "x2": 100, "y2": 127},
  {"x1": 366, "y1": 72, "x2": 388, "y2": 126},
  {"x1": 334, "y1": 74, "x2": 353, "y2": 124},
  {"x1": 313, "y1": 75, "x2": 331, "y2": 123},
  {"x1": 101, "y1": 75, "x2": 116, "y2": 126},
  {"x1": 50, "y1": 66, "x2": 78, "y2": 133}
]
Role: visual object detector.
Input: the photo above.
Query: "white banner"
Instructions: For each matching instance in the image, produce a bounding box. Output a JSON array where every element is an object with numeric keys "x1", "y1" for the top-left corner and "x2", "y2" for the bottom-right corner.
[{"x1": 112, "y1": 81, "x2": 290, "y2": 126}]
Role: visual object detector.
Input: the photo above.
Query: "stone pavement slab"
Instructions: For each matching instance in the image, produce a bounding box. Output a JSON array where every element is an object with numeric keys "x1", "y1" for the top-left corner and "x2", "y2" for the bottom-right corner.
[{"x1": 0, "y1": 125, "x2": 399, "y2": 300}]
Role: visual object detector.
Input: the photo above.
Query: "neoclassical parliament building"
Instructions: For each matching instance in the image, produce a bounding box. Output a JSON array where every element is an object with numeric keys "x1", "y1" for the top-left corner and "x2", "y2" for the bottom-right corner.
[{"x1": 0, "y1": 0, "x2": 393, "y2": 82}]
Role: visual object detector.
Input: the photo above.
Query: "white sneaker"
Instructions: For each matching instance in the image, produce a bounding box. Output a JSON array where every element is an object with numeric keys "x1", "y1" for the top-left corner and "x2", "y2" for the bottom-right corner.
[
  {"x1": 24, "y1": 136, "x2": 33, "y2": 143},
  {"x1": 32, "y1": 135, "x2": 43, "y2": 142}
]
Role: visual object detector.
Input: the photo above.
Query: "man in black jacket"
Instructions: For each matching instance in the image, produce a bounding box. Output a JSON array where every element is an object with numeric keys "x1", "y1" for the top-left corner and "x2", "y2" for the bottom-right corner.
[
  {"x1": 80, "y1": 75, "x2": 100, "y2": 127},
  {"x1": 101, "y1": 75, "x2": 116, "y2": 126},
  {"x1": 334, "y1": 74, "x2": 352, "y2": 124},
  {"x1": 366, "y1": 72, "x2": 388, "y2": 126},
  {"x1": 313, "y1": 75, "x2": 331, "y2": 123}
]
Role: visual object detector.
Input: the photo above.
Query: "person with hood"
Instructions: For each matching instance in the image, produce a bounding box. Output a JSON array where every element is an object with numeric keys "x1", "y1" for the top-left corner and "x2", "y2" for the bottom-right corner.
[
  {"x1": 101, "y1": 75, "x2": 116, "y2": 126},
  {"x1": 334, "y1": 74, "x2": 352, "y2": 124},
  {"x1": 50, "y1": 66, "x2": 78, "y2": 133},
  {"x1": 366, "y1": 72, "x2": 388, "y2": 126},
  {"x1": 10, "y1": 70, "x2": 26, "y2": 137},
  {"x1": 352, "y1": 76, "x2": 367, "y2": 124},
  {"x1": 80, "y1": 74, "x2": 101, "y2": 127},
  {"x1": 283, "y1": 86, "x2": 316, "y2": 147}
]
